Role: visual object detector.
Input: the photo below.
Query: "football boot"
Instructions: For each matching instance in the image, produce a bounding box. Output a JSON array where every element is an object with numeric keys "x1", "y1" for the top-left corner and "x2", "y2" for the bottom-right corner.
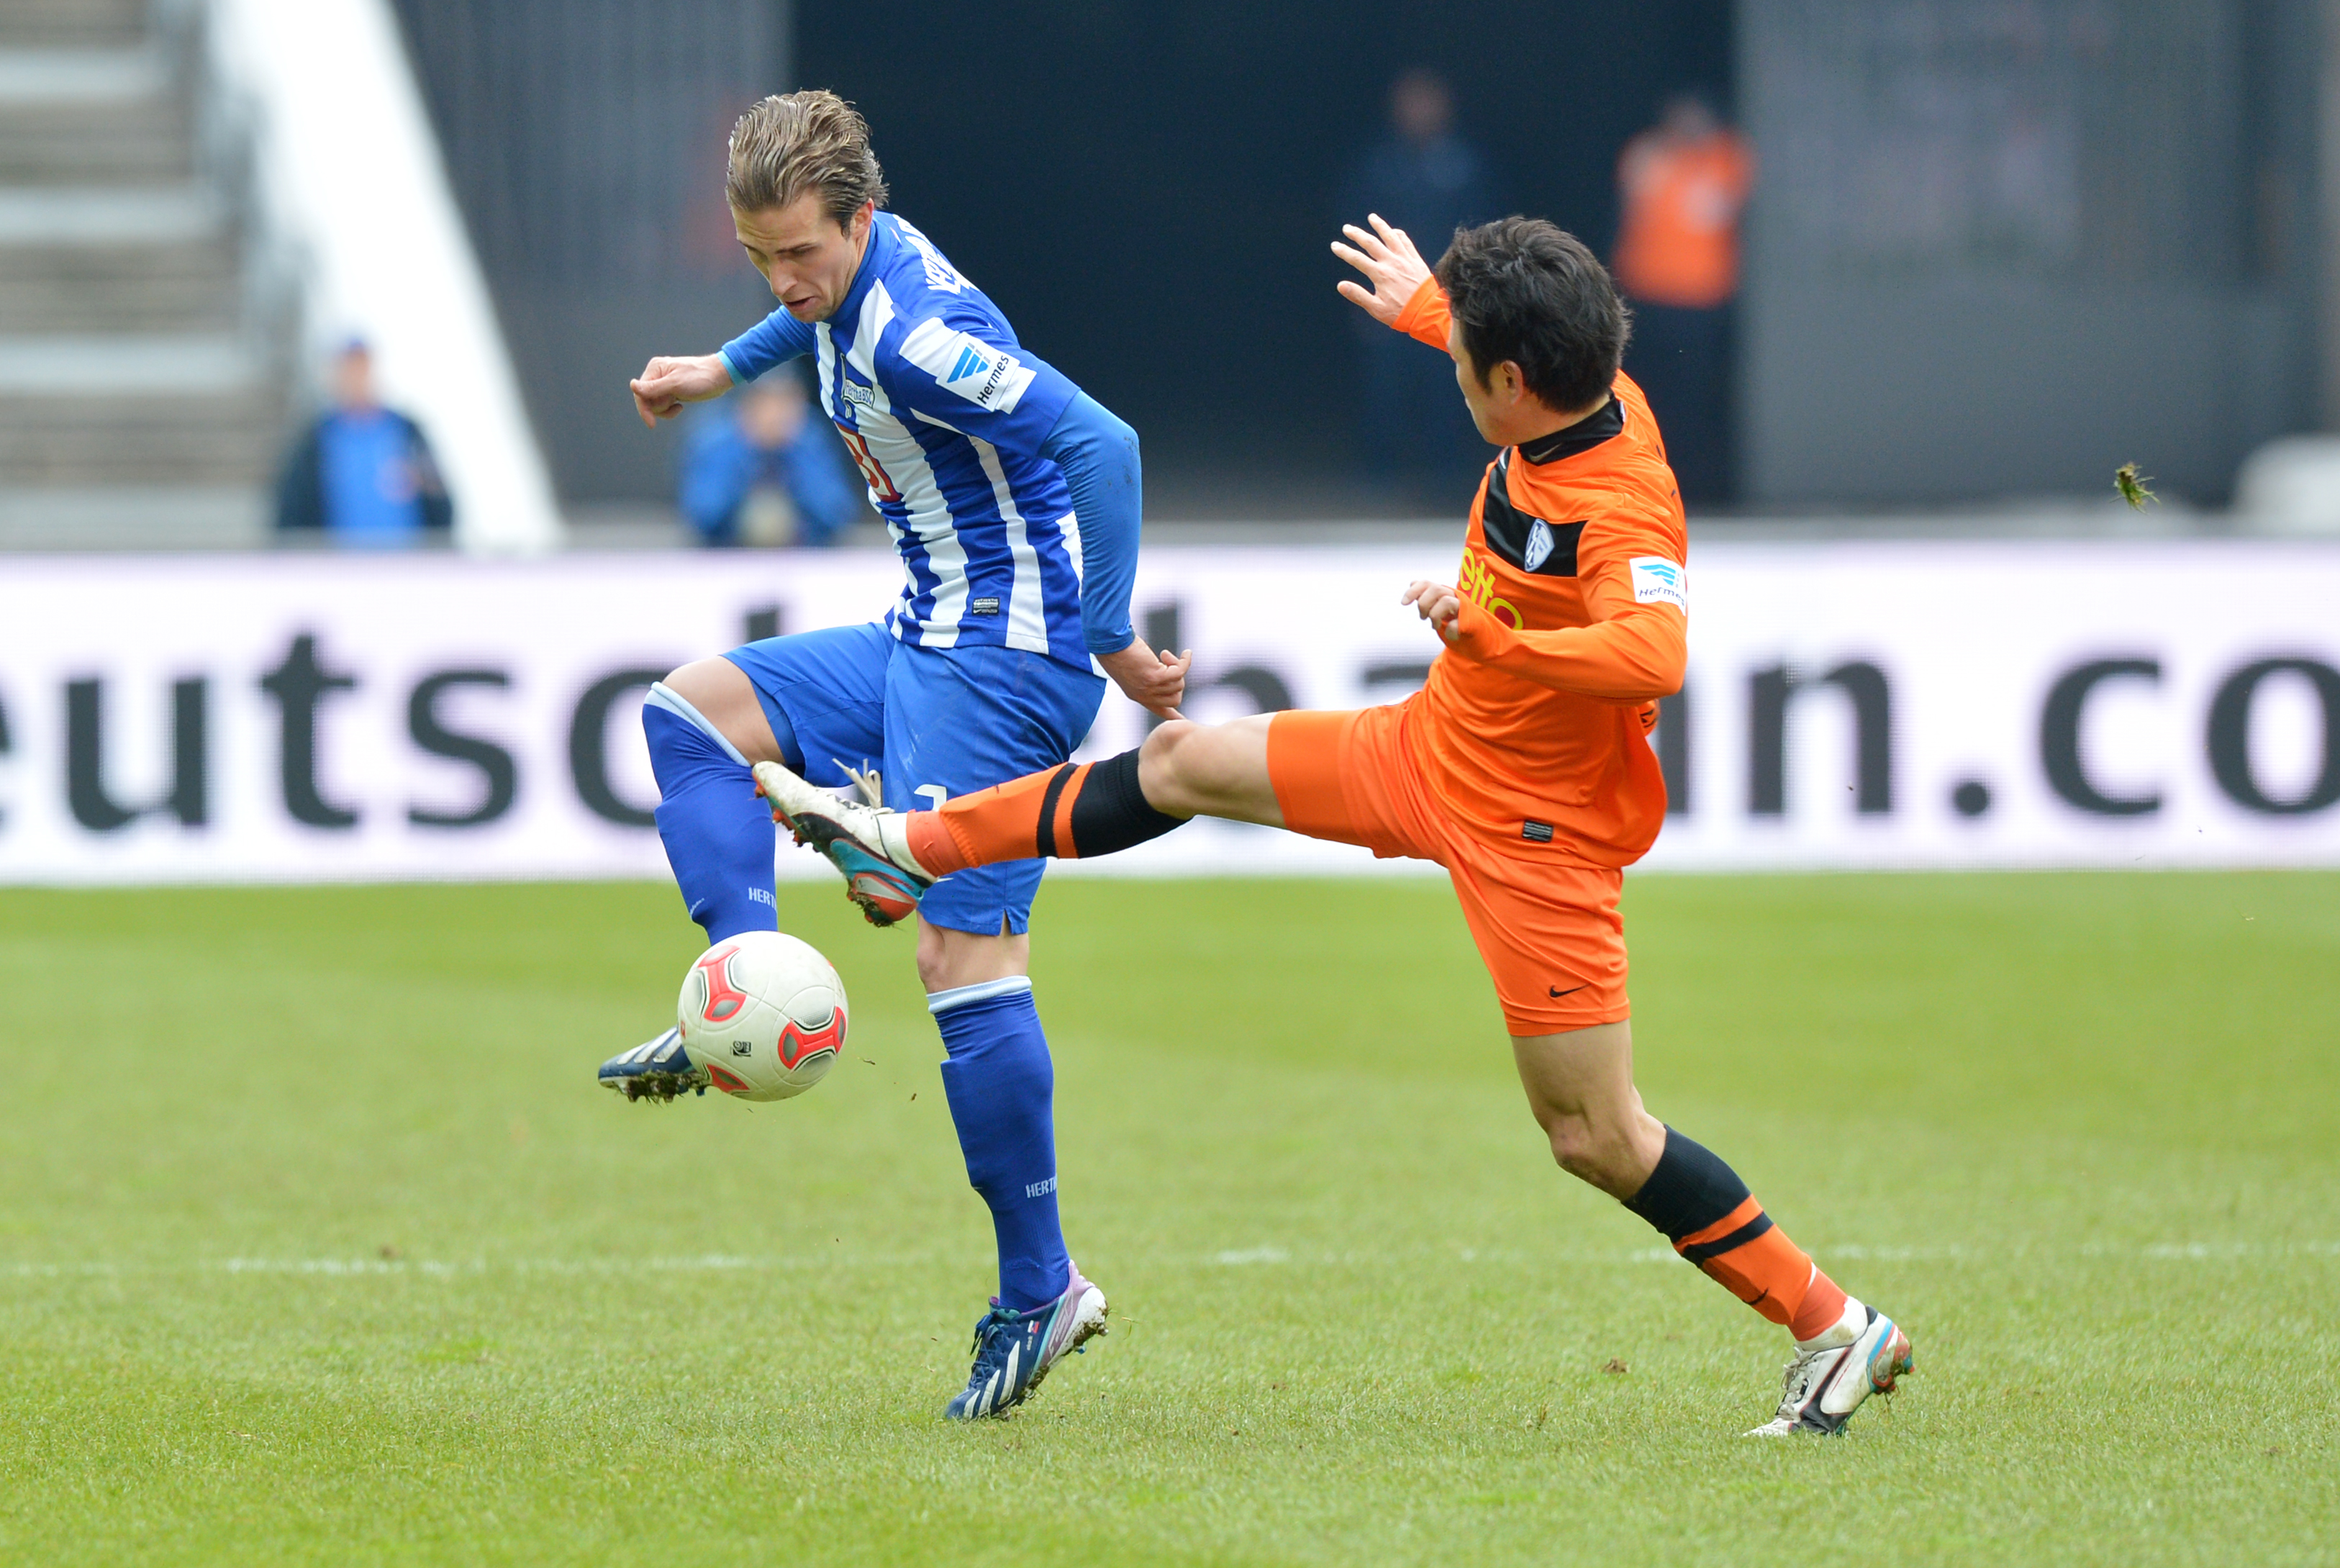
[
  {"x1": 944, "y1": 1262, "x2": 1110, "y2": 1420},
  {"x1": 1746, "y1": 1298, "x2": 1915, "y2": 1436},
  {"x1": 597, "y1": 1026, "x2": 709, "y2": 1102},
  {"x1": 750, "y1": 759, "x2": 935, "y2": 927}
]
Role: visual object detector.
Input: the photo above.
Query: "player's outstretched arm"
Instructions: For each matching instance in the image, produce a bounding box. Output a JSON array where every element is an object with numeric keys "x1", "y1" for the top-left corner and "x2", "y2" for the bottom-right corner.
[
  {"x1": 629, "y1": 354, "x2": 733, "y2": 428},
  {"x1": 635, "y1": 308, "x2": 818, "y2": 427}
]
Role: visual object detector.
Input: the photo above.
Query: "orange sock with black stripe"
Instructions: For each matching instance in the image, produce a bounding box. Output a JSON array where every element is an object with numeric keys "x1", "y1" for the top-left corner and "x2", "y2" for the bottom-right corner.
[
  {"x1": 905, "y1": 748, "x2": 1187, "y2": 877},
  {"x1": 1623, "y1": 1125, "x2": 1848, "y2": 1341}
]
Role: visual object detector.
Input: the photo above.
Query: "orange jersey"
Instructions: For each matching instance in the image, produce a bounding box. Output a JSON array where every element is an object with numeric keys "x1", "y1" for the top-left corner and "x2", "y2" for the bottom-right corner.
[{"x1": 1389, "y1": 281, "x2": 1689, "y2": 868}]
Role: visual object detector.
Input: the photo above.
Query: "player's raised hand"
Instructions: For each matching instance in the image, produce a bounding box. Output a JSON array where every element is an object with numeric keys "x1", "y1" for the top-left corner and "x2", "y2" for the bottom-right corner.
[
  {"x1": 1402, "y1": 580, "x2": 1463, "y2": 645},
  {"x1": 629, "y1": 353, "x2": 733, "y2": 427},
  {"x1": 1333, "y1": 214, "x2": 1433, "y2": 326},
  {"x1": 1099, "y1": 638, "x2": 1191, "y2": 721}
]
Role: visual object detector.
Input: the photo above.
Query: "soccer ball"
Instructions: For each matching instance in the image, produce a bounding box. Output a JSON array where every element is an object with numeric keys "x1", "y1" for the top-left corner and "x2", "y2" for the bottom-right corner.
[{"x1": 676, "y1": 931, "x2": 848, "y2": 1101}]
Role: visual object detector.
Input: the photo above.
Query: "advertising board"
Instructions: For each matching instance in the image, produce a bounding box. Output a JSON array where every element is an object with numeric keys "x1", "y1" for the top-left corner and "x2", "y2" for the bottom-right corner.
[{"x1": 1, "y1": 542, "x2": 2333, "y2": 882}]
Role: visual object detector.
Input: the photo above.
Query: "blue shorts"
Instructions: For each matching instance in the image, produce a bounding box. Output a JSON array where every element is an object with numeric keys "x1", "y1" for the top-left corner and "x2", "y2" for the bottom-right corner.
[{"x1": 726, "y1": 622, "x2": 1106, "y2": 936}]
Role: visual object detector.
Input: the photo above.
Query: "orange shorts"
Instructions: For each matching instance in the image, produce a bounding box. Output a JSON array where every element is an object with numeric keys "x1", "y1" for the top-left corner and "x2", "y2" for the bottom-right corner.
[{"x1": 1266, "y1": 705, "x2": 1630, "y2": 1035}]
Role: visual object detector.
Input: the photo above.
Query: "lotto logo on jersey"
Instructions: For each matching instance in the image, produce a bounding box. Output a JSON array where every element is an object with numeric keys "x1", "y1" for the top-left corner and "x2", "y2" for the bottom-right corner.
[
  {"x1": 899, "y1": 319, "x2": 1035, "y2": 414},
  {"x1": 1457, "y1": 546, "x2": 1525, "y2": 630},
  {"x1": 1629, "y1": 557, "x2": 1690, "y2": 612}
]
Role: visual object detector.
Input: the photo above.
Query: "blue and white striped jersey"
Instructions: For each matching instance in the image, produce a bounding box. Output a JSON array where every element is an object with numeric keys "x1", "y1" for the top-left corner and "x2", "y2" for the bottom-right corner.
[{"x1": 720, "y1": 212, "x2": 1097, "y2": 671}]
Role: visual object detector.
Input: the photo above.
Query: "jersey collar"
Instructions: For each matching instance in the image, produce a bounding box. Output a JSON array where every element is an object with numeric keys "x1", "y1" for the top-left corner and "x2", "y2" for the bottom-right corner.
[
  {"x1": 1515, "y1": 388, "x2": 1625, "y2": 466},
  {"x1": 827, "y1": 212, "x2": 897, "y2": 332}
]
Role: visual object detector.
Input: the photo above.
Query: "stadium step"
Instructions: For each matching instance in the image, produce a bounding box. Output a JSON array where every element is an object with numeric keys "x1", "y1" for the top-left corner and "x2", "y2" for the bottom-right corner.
[
  {"x1": 0, "y1": 0, "x2": 147, "y2": 50},
  {"x1": 0, "y1": 390, "x2": 281, "y2": 486},
  {"x1": 0, "y1": 232, "x2": 240, "y2": 332},
  {"x1": 0, "y1": 484, "x2": 267, "y2": 548},
  {"x1": 0, "y1": 4, "x2": 291, "y2": 543},
  {"x1": 0, "y1": 332, "x2": 262, "y2": 394},
  {"x1": 0, "y1": 47, "x2": 191, "y2": 186},
  {"x1": 0, "y1": 183, "x2": 225, "y2": 243}
]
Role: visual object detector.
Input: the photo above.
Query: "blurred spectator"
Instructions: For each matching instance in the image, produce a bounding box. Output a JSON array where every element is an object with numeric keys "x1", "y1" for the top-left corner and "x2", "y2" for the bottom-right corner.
[
  {"x1": 274, "y1": 339, "x2": 452, "y2": 545},
  {"x1": 678, "y1": 372, "x2": 863, "y2": 548},
  {"x1": 1344, "y1": 68, "x2": 1505, "y2": 499},
  {"x1": 1614, "y1": 94, "x2": 1755, "y2": 507}
]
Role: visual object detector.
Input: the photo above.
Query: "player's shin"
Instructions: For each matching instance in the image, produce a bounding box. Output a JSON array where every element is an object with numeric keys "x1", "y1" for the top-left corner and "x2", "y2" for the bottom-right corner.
[
  {"x1": 1621, "y1": 1125, "x2": 1849, "y2": 1340},
  {"x1": 931, "y1": 977, "x2": 1071, "y2": 1313},
  {"x1": 643, "y1": 685, "x2": 779, "y2": 943},
  {"x1": 907, "y1": 749, "x2": 1187, "y2": 875}
]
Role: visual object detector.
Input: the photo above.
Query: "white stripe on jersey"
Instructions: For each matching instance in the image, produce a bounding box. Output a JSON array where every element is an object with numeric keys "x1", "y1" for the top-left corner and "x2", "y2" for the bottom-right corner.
[
  {"x1": 972, "y1": 438, "x2": 1051, "y2": 653},
  {"x1": 817, "y1": 319, "x2": 911, "y2": 580},
  {"x1": 1059, "y1": 507, "x2": 1084, "y2": 586},
  {"x1": 843, "y1": 281, "x2": 968, "y2": 644},
  {"x1": 1058, "y1": 510, "x2": 1106, "y2": 675}
]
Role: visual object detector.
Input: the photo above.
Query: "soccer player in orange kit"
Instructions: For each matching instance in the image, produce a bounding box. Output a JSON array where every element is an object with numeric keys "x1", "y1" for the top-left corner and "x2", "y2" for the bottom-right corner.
[{"x1": 750, "y1": 212, "x2": 1916, "y2": 1436}]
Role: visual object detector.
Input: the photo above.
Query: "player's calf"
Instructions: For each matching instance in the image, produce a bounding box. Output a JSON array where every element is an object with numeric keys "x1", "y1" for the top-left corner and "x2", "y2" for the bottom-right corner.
[{"x1": 1134, "y1": 716, "x2": 1282, "y2": 824}]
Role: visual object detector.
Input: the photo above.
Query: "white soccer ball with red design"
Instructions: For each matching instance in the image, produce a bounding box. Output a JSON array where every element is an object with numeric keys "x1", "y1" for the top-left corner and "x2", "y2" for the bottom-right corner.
[{"x1": 675, "y1": 931, "x2": 847, "y2": 1102}]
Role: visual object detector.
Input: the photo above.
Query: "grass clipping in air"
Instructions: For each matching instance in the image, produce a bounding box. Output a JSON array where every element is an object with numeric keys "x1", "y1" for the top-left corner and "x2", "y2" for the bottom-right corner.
[
  {"x1": 0, "y1": 875, "x2": 2336, "y2": 1566},
  {"x1": 2115, "y1": 461, "x2": 2157, "y2": 509}
]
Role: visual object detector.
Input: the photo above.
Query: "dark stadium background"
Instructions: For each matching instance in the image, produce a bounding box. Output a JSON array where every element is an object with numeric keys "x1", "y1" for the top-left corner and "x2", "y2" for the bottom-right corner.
[
  {"x1": 391, "y1": 0, "x2": 1731, "y2": 512},
  {"x1": 797, "y1": 0, "x2": 1731, "y2": 515},
  {"x1": 391, "y1": 0, "x2": 2321, "y2": 515}
]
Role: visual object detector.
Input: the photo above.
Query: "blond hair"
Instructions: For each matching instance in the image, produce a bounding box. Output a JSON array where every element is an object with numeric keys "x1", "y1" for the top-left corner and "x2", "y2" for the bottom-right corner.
[{"x1": 725, "y1": 90, "x2": 889, "y2": 225}]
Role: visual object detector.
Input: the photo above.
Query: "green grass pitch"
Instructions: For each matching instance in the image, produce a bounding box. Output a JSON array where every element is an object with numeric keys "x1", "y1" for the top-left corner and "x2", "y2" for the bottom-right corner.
[{"x1": 1, "y1": 870, "x2": 2334, "y2": 1565}]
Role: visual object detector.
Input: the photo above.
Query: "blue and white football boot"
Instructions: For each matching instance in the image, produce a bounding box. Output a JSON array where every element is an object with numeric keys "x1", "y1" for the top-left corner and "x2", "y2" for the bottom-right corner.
[
  {"x1": 597, "y1": 1026, "x2": 709, "y2": 1103},
  {"x1": 944, "y1": 1261, "x2": 1110, "y2": 1420},
  {"x1": 750, "y1": 760, "x2": 935, "y2": 928},
  {"x1": 1746, "y1": 1297, "x2": 1915, "y2": 1436}
]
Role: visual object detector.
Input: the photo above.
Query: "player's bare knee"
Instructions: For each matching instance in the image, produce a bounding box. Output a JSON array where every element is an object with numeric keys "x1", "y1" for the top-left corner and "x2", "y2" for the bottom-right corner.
[
  {"x1": 661, "y1": 657, "x2": 740, "y2": 724},
  {"x1": 1545, "y1": 1118, "x2": 1601, "y2": 1178},
  {"x1": 1542, "y1": 1112, "x2": 1639, "y2": 1195},
  {"x1": 1138, "y1": 721, "x2": 1206, "y2": 814},
  {"x1": 913, "y1": 923, "x2": 957, "y2": 992}
]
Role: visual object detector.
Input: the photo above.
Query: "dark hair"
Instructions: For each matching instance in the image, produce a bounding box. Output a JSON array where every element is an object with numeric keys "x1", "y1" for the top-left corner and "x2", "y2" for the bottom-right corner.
[{"x1": 1434, "y1": 218, "x2": 1629, "y2": 413}]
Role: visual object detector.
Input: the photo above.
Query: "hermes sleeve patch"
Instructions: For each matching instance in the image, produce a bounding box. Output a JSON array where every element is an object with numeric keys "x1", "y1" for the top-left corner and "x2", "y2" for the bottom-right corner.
[
  {"x1": 1628, "y1": 556, "x2": 1688, "y2": 611},
  {"x1": 897, "y1": 319, "x2": 1035, "y2": 414}
]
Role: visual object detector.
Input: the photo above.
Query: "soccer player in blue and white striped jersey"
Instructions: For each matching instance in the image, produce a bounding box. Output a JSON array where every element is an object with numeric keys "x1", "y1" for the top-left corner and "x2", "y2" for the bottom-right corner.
[{"x1": 601, "y1": 91, "x2": 1188, "y2": 1420}]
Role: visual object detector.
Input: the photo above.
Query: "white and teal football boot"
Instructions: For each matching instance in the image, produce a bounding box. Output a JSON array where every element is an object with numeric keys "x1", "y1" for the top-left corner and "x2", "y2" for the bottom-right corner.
[
  {"x1": 1746, "y1": 1298, "x2": 1915, "y2": 1436},
  {"x1": 751, "y1": 759, "x2": 935, "y2": 928}
]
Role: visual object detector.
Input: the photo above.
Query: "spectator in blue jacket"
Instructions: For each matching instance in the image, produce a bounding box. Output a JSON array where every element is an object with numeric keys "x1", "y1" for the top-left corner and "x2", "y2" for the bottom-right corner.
[
  {"x1": 679, "y1": 371, "x2": 863, "y2": 547},
  {"x1": 1343, "y1": 68, "x2": 1506, "y2": 499},
  {"x1": 274, "y1": 337, "x2": 452, "y2": 545}
]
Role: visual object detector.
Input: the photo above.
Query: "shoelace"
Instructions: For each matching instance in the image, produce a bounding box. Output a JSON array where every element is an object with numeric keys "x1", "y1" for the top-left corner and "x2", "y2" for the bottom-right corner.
[
  {"x1": 966, "y1": 1301, "x2": 1028, "y2": 1366},
  {"x1": 833, "y1": 758, "x2": 884, "y2": 809},
  {"x1": 1777, "y1": 1351, "x2": 1823, "y2": 1412}
]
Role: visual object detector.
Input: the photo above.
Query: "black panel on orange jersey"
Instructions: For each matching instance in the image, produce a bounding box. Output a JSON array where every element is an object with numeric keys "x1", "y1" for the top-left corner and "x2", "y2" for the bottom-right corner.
[{"x1": 1480, "y1": 452, "x2": 1587, "y2": 577}]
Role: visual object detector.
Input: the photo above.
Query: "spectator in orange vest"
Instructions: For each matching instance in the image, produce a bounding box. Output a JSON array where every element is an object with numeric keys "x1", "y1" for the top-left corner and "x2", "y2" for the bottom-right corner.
[{"x1": 1613, "y1": 94, "x2": 1754, "y2": 506}]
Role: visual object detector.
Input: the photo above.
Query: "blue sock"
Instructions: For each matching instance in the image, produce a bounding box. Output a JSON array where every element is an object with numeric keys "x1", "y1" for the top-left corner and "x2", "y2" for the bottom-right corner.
[
  {"x1": 643, "y1": 682, "x2": 779, "y2": 943},
  {"x1": 931, "y1": 977, "x2": 1070, "y2": 1313}
]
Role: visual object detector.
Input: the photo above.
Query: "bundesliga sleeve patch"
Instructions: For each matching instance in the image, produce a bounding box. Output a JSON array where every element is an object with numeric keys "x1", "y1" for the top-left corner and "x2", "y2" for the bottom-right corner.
[
  {"x1": 898, "y1": 319, "x2": 1035, "y2": 414},
  {"x1": 1628, "y1": 556, "x2": 1688, "y2": 612}
]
